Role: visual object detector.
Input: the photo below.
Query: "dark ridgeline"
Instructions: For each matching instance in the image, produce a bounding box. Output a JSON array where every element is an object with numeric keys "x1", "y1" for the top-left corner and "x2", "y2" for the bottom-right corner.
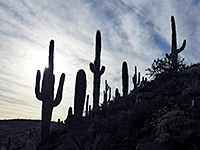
[
  {"x1": 122, "y1": 61, "x2": 128, "y2": 96},
  {"x1": 89, "y1": 30, "x2": 105, "y2": 109},
  {"x1": 74, "y1": 69, "x2": 87, "y2": 117},
  {"x1": 167, "y1": 16, "x2": 186, "y2": 71},
  {"x1": 35, "y1": 40, "x2": 65, "y2": 143}
]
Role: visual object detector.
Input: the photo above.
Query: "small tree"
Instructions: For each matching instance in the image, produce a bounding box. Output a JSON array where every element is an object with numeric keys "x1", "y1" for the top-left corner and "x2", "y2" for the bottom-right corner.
[{"x1": 146, "y1": 54, "x2": 185, "y2": 79}]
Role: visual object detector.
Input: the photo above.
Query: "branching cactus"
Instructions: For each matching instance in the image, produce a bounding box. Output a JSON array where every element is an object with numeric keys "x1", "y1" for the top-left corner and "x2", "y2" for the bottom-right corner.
[
  {"x1": 35, "y1": 40, "x2": 65, "y2": 142},
  {"x1": 74, "y1": 69, "x2": 87, "y2": 117},
  {"x1": 122, "y1": 61, "x2": 128, "y2": 96},
  {"x1": 90, "y1": 30, "x2": 105, "y2": 109},
  {"x1": 168, "y1": 16, "x2": 186, "y2": 70},
  {"x1": 132, "y1": 66, "x2": 141, "y2": 89}
]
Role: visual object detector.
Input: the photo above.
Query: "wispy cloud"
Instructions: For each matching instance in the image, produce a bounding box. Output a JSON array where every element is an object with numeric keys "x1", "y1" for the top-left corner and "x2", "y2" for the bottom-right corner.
[{"x1": 0, "y1": 0, "x2": 199, "y2": 121}]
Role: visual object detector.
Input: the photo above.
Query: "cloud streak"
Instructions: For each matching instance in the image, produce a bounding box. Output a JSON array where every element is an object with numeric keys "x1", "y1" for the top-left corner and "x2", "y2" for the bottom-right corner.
[{"x1": 0, "y1": 0, "x2": 199, "y2": 121}]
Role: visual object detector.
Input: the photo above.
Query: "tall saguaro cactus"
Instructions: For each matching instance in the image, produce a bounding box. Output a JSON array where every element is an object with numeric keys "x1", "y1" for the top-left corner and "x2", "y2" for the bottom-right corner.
[
  {"x1": 122, "y1": 61, "x2": 128, "y2": 96},
  {"x1": 74, "y1": 69, "x2": 87, "y2": 117},
  {"x1": 35, "y1": 40, "x2": 65, "y2": 143},
  {"x1": 170, "y1": 16, "x2": 186, "y2": 70},
  {"x1": 90, "y1": 30, "x2": 105, "y2": 109}
]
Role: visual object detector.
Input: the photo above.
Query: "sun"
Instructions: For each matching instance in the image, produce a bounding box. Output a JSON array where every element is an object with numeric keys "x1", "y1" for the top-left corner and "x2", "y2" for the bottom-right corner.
[{"x1": 26, "y1": 48, "x2": 66, "y2": 86}]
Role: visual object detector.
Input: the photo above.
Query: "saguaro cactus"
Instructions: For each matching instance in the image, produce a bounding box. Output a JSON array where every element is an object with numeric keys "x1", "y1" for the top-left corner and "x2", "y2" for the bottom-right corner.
[
  {"x1": 74, "y1": 69, "x2": 87, "y2": 117},
  {"x1": 132, "y1": 66, "x2": 140, "y2": 89},
  {"x1": 169, "y1": 16, "x2": 186, "y2": 70},
  {"x1": 90, "y1": 30, "x2": 105, "y2": 109},
  {"x1": 35, "y1": 40, "x2": 65, "y2": 142},
  {"x1": 122, "y1": 61, "x2": 128, "y2": 96}
]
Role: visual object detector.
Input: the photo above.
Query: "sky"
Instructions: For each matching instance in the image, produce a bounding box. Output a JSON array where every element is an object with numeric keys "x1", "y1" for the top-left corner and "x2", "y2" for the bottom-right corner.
[{"x1": 0, "y1": 0, "x2": 200, "y2": 121}]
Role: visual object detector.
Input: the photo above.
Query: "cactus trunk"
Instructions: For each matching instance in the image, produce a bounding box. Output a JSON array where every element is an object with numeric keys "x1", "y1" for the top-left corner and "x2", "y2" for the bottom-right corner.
[
  {"x1": 122, "y1": 61, "x2": 128, "y2": 96},
  {"x1": 41, "y1": 102, "x2": 53, "y2": 141},
  {"x1": 74, "y1": 69, "x2": 87, "y2": 117}
]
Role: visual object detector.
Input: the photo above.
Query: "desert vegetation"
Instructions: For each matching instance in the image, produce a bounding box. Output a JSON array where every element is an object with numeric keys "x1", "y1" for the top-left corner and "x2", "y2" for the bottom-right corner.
[{"x1": 1, "y1": 15, "x2": 200, "y2": 150}]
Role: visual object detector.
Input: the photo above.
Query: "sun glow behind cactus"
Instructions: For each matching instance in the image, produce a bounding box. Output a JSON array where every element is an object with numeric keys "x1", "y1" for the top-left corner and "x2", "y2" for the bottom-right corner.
[{"x1": 0, "y1": 0, "x2": 200, "y2": 121}]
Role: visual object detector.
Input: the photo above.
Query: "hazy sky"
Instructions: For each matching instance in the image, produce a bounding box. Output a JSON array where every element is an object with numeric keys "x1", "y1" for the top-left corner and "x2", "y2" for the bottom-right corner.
[{"x1": 0, "y1": 0, "x2": 200, "y2": 121}]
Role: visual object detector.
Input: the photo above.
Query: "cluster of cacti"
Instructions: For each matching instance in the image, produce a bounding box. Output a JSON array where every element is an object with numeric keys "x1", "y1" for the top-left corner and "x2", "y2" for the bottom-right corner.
[
  {"x1": 166, "y1": 16, "x2": 186, "y2": 71},
  {"x1": 90, "y1": 30, "x2": 106, "y2": 109},
  {"x1": 35, "y1": 40, "x2": 65, "y2": 142},
  {"x1": 122, "y1": 61, "x2": 128, "y2": 96},
  {"x1": 132, "y1": 66, "x2": 141, "y2": 89},
  {"x1": 34, "y1": 15, "x2": 185, "y2": 144}
]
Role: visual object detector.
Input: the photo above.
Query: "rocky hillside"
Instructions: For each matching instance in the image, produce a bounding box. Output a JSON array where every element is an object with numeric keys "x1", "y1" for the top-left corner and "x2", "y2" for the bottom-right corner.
[{"x1": 35, "y1": 64, "x2": 200, "y2": 150}]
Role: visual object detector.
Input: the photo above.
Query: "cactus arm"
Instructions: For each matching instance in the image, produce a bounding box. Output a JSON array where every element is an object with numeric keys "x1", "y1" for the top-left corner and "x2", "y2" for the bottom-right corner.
[
  {"x1": 177, "y1": 39, "x2": 186, "y2": 53},
  {"x1": 53, "y1": 73, "x2": 65, "y2": 107},
  {"x1": 89, "y1": 62, "x2": 95, "y2": 73},
  {"x1": 100, "y1": 66, "x2": 105, "y2": 75},
  {"x1": 49, "y1": 40, "x2": 54, "y2": 73},
  {"x1": 35, "y1": 70, "x2": 43, "y2": 100}
]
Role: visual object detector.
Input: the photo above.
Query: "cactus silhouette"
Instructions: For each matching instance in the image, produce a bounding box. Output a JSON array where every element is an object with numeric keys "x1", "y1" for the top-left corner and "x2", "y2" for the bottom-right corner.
[
  {"x1": 108, "y1": 86, "x2": 111, "y2": 102},
  {"x1": 74, "y1": 69, "x2": 87, "y2": 117},
  {"x1": 167, "y1": 16, "x2": 186, "y2": 70},
  {"x1": 103, "y1": 80, "x2": 109, "y2": 104},
  {"x1": 115, "y1": 88, "x2": 120, "y2": 99},
  {"x1": 132, "y1": 66, "x2": 140, "y2": 89},
  {"x1": 122, "y1": 61, "x2": 128, "y2": 96},
  {"x1": 68, "y1": 107, "x2": 72, "y2": 117},
  {"x1": 90, "y1": 30, "x2": 105, "y2": 109},
  {"x1": 85, "y1": 95, "x2": 89, "y2": 116},
  {"x1": 65, "y1": 106, "x2": 72, "y2": 123},
  {"x1": 35, "y1": 40, "x2": 65, "y2": 142}
]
